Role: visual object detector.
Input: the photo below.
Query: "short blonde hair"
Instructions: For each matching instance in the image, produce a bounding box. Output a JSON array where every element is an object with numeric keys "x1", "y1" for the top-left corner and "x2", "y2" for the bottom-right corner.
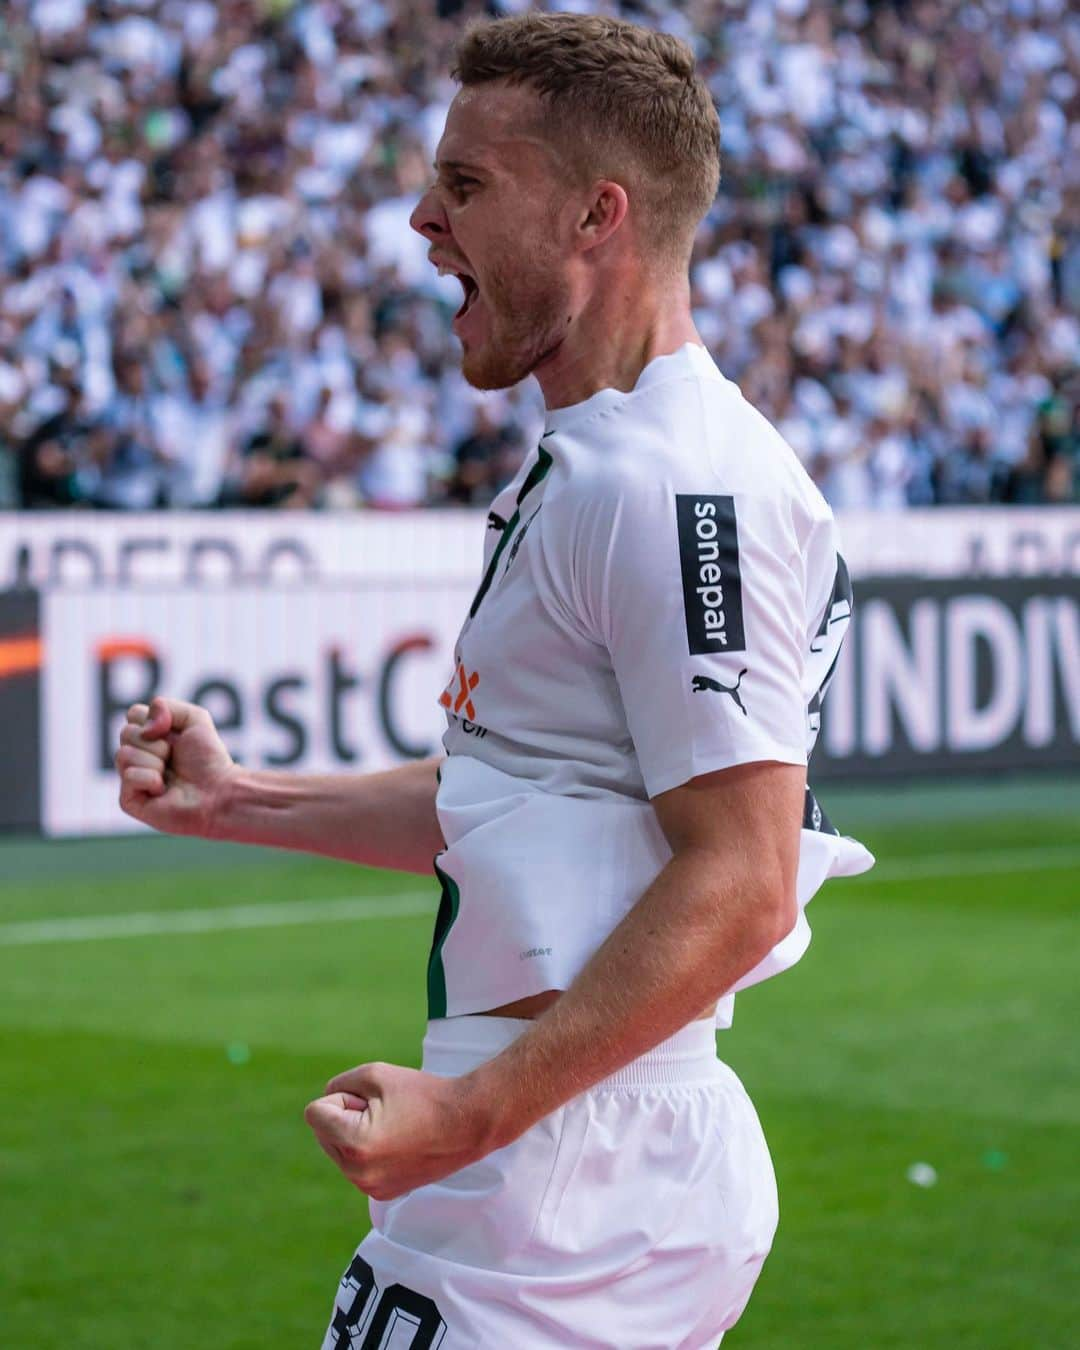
[{"x1": 452, "y1": 12, "x2": 721, "y2": 265}]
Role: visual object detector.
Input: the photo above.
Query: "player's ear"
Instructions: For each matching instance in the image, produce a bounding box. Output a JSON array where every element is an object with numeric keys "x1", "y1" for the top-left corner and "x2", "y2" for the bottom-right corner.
[{"x1": 576, "y1": 181, "x2": 628, "y2": 253}]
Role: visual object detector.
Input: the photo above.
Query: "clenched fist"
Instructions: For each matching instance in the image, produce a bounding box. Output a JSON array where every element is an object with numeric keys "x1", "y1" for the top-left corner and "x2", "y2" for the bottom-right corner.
[
  {"x1": 305, "y1": 1062, "x2": 495, "y2": 1201},
  {"x1": 116, "y1": 696, "x2": 239, "y2": 838}
]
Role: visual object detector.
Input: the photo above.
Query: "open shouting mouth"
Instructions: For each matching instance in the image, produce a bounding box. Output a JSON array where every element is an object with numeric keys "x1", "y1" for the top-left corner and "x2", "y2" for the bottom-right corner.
[
  {"x1": 432, "y1": 254, "x2": 481, "y2": 329},
  {"x1": 454, "y1": 271, "x2": 480, "y2": 321}
]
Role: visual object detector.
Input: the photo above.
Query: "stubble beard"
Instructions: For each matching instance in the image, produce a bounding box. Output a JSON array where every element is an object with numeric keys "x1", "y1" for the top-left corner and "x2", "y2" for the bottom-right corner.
[{"x1": 460, "y1": 258, "x2": 571, "y2": 392}]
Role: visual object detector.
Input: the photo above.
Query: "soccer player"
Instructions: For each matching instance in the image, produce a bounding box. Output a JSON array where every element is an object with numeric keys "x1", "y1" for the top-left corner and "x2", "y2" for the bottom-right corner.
[{"x1": 116, "y1": 13, "x2": 873, "y2": 1346}]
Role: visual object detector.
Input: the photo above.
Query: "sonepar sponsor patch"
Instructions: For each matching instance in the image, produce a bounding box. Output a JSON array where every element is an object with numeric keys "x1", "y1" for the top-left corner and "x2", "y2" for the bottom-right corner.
[{"x1": 676, "y1": 495, "x2": 746, "y2": 654}]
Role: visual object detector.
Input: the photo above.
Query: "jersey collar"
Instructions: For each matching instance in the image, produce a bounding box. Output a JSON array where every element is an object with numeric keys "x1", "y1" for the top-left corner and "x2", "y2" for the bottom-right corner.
[{"x1": 542, "y1": 342, "x2": 714, "y2": 438}]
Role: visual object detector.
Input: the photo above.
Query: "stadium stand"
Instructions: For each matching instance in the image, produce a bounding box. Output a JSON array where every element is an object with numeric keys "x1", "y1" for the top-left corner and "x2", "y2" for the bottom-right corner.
[{"x1": 0, "y1": 0, "x2": 1076, "y2": 511}]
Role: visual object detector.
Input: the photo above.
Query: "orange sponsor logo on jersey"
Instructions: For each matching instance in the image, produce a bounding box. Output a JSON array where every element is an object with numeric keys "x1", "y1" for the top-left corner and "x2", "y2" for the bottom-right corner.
[{"x1": 439, "y1": 663, "x2": 479, "y2": 721}]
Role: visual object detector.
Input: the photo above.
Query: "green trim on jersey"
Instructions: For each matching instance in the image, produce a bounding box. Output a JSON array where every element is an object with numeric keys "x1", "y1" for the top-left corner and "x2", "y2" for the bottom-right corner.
[
  {"x1": 433, "y1": 445, "x2": 551, "y2": 1015},
  {"x1": 468, "y1": 446, "x2": 553, "y2": 619},
  {"x1": 427, "y1": 857, "x2": 461, "y2": 1019}
]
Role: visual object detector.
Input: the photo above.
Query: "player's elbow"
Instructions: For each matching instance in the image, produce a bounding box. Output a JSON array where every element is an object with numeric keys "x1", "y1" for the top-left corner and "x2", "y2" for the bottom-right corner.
[
  {"x1": 764, "y1": 883, "x2": 799, "y2": 950},
  {"x1": 745, "y1": 868, "x2": 799, "y2": 962}
]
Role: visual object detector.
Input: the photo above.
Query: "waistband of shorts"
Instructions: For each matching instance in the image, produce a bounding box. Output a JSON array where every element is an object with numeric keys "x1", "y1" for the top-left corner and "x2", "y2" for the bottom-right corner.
[{"x1": 422, "y1": 1015, "x2": 722, "y2": 1088}]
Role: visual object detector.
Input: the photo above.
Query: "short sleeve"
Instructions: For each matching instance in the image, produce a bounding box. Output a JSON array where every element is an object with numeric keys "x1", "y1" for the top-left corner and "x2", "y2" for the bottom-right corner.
[{"x1": 576, "y1": 474, "x2": 809, "y2": 798}]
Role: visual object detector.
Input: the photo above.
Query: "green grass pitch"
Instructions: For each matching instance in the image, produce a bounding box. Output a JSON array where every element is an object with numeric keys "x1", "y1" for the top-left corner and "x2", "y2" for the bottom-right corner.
[{"x1": 1, "y1": 776, "x2": 1077, "y2": 1349}]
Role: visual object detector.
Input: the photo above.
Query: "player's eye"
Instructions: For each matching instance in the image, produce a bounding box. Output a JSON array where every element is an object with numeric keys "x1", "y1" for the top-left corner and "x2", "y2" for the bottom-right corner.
[{"x1": 449, "y1": 176, "x2": 480, "y2": 200}]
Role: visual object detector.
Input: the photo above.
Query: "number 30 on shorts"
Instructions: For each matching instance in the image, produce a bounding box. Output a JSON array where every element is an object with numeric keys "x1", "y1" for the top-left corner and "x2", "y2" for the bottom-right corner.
[{"x1": 328, "y1": 1254, "x2": 447, "y2": 1349}]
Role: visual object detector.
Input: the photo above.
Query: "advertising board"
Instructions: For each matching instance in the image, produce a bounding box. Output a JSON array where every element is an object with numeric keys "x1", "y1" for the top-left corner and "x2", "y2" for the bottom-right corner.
[
  {"x1": 814, "y1": 576, "x2": 1079, "y2": 779},
  {"x1": 38, "y1": 584, "x2": 472, "y2": 837},
  {"x1": 12, "y1": 572, "x2": 1075, "y2": 835},
  {"x1": 0, "y1": 590, "x2": 41, "y2": 831},
  {"x1": 2, "y1": 506, "x2": 1078, "y2": 590},
  {"x1": 2, "y1": 502, "x2": 1078, "y2": 834}
]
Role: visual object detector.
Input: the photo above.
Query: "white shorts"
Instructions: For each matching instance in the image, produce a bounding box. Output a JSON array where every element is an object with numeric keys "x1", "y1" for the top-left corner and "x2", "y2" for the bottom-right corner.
[{"x1": 319, "y1": 1016, "x2": 778, "y2": 1349}]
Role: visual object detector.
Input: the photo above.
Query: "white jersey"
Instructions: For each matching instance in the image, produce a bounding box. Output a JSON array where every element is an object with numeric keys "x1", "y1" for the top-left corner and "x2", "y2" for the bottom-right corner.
[{"x1": 430, "y1": 343, "x2": 872, "y2": 1023}]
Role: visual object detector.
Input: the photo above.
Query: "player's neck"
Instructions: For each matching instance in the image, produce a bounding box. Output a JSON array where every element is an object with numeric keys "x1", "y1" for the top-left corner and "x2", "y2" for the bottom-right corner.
[{"x1": 533, "y1": 271, "x2": 701, "y2": 411}]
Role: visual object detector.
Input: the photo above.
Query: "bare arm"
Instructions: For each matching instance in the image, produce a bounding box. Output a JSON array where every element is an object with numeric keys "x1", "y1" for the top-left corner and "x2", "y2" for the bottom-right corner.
[
  {"x1": 307, "y1": 759, "x2": 804, "y2": 1198},
  {"x1": 117, "y1": 696, "x2": 444, "y2": 875},
  {"x1": 465, "y1": 759, "x2": 804, "y2": 1145},
  {"x1": 217, "y1": 757, "x2": 444, "y2": 874}
]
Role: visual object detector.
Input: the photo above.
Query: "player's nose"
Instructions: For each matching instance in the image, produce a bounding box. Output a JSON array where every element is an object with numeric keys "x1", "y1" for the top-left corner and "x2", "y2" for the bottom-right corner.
[{"x1": 410, "y1": 188, "x2": 449, "y2": 240}]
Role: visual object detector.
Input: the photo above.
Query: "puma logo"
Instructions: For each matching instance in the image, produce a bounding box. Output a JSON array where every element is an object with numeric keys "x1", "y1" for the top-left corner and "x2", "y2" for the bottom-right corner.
[{"x1": 691, "y1": 670, "x2": 748, "y2": 715}]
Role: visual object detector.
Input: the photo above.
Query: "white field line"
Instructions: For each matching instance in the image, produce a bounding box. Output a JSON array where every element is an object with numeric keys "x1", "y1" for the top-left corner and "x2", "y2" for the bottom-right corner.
[
  {"x1": 853, "y1": 843, "x2": 1080, "y2": 883},
  {"x1": 0, "y1": 846, "x2": 1077, "y2": 948},
  {"x1": 0, "y1": 892, "x2": 434, "y2": 947}
]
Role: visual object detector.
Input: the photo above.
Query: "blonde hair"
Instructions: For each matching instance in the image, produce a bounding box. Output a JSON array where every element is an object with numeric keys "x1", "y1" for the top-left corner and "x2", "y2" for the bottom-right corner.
[{"x1": 452, "y1": 12, "x2": 721, "y2": 265}]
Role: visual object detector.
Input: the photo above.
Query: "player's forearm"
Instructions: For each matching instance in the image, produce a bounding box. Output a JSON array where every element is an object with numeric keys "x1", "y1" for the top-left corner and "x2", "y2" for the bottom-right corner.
[
  {"x1": 211, "y1": 756, "x2": 445, "y2": 874},
  {"x1": 464, "y1": 848, "x2": 794, "y2": 1147}
]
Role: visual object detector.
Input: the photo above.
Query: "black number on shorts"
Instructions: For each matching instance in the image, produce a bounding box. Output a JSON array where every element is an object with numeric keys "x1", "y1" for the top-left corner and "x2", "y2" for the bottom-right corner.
[
  {"x1": 328, "y1": 1255, "x2": 377, "y2": 1346},
  {"x1": 360, "y1": 1282, "x2": 446, "y2": 1348},
  {"x1": 327, "y1": 1256, "x2": 447, "y2": 1349}
]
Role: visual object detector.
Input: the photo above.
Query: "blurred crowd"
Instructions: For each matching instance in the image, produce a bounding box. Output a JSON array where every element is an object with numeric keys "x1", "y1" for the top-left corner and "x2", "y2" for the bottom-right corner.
[{"x1": 1, "y1": 0, "x2": 1077, "y2": 513}]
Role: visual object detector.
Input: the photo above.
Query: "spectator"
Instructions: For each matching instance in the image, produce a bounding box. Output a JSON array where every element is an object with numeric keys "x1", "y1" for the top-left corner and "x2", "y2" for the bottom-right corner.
[
  {"x1": 94, "y1": 351, "x2": 162, "y2": 510},
  {"x1": 443, "y1": 404, "x2": 525, "y2": 506},
  {"x1": 224, "y1": 390, "x2": 322, "y2": 509},
  {"x1": 155, "y1": 359, "x2": 233, "y2": 507},
  {"x1": 15, "y1": 362, "x2": 101, "y2": 509}
]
